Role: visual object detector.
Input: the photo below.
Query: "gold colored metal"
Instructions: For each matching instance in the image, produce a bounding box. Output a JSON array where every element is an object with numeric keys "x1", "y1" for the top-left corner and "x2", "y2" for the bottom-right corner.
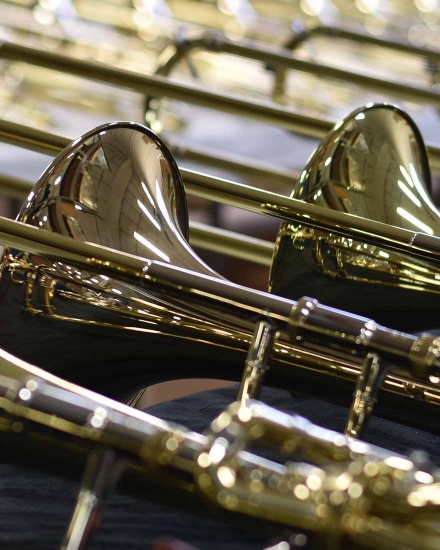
[
  {"x1": 1, "y1": 41, "x2": 440, "y2": 171},
  {"x1": 345, "y1": 353, "x2": 387, "y2": 439},
  {"x1": 270, "y1": 103, "x2": 440, "y2": 333},
  {"x1": 4, "y1": 118, "x2": 440, "y2": 270},
  {"x1": 1, "y1": 347, "x2": 439, "y2": 549},
  {"x1": 237, "y1": 318, "x2": 275, "y2": 405},
  {"x1": 0, "y1": 173, "x2": 275, "y2": 264},
  {"x1": 188, "y1": 221, "x2": 274, "y2": 266},
  {"x1": 168, "y1": 142, "x2": 298, "y2": 188},
  {"x1": 285, "y1": 23, "x2": 440, "y2": 61},
  {"x1": 153, "y1": 31, "x2": 440, "y2": 106},
  {"x1": 1, "y1": 120, "x2": 440, "y2": 434}
]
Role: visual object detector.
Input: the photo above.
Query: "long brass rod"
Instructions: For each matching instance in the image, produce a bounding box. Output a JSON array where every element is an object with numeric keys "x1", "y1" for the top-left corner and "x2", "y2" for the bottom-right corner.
[
  {"x1": 0, "y1": 42, "x2": 332, "y2": 138},
  {"x1": 169, "y1": 142, "x2": 298, "y2": 186},
  {"x1": 188, "y1": 220, "x2": 274, "y2": 265},
  {"x1": 156, "y1": 33, "x2": 440, "y2": 105},
  {"x1": 285, "y1": 24, "x2": 440, "y2": 61},
  {"x1": 1, "y1": 42, "x2": 440, "y2": 171},
  {"x1": 0, "y1": 173, "x2": 274, "y2": 265},
  {"x1": 0, "y1": 174, "x2": 34, "y2": 200},
  {"x1": 2, "y1": 120, "x2": 440, "y2": 266}
]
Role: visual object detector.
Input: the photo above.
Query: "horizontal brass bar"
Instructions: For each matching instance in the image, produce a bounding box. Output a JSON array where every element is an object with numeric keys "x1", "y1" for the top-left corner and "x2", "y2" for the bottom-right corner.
[
  {"x1": 157, "y1": 33, "x2": 440, "y2": 106},
  {"x1": 188, "y1": 220, "x2": 274, "y2": 266},
  {"x1": 0, "y1": 174, "x2": 34, "y2": 200},
  {"x1": 0, "y1": 173, "x2": 274, "y2": 265},
  {"x1": 0, "y1": 42, "x2": 332, "y2": 138},
  {"x1": 286, "y1": 24, "x2": 440, "y2": 62},
  {"x1": 2, "y1": 120, "x2": 440, "y2": 266},
  {"x1": 1, "y1": 42, "x2": 440, "y2": 171},
  {"x1": 169, "y1": 142, "x2": 298, "y2": 187}
]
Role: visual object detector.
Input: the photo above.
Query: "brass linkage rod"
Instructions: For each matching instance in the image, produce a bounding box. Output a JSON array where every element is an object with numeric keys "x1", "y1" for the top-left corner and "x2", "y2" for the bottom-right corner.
[
  {"x1": 285, "y1": 24, "x2": 440, "y2": 61},
  {"x1": 0, "y1": 41, "x2": 331, "y2": 138},
  {"x1": 0, "y1": 173, "x2": 275, "y2": 266},
  {"x1": 188, "y1": 220, "x2": 274, "y2": 265},
  {"x1": 168, "y1": 142, "x2": 298, "y2": 187}
]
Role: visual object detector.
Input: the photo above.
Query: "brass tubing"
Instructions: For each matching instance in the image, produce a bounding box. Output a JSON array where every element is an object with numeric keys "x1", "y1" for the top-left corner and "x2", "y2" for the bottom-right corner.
[
  {"x1": 156, "y1": 34, "x2": 440, "y2": 106},
  {"x1": 0, "y1": 211, "x2": 440, "y2": 425},
  {"x1": 1, "y1": 43, "x2": 440, "y2": 170},
  {"x1": 285, "y1": 25, "x2": 440, "y2": 62},
  {"x1": 0, "y1": 42, "x2": 332, "y2": 138},
  {"x1": 188, "y1": 220, "x2": 274, "y2": 265},
  {"x1": 0, "y1": 119, "x2": 70, "y2": 155},
  {"x1": 0, "y1": 174, "x2": 35, "y2": 200},
  {"x1": 169, "y1": 142, "x2": 298, "y2": 187},
  {"x1": 2, "y1": 120, "x2": 440, "y2": 266},
  {"x1": 0, "y1": 173, "x2": 274, "y2": 264}
]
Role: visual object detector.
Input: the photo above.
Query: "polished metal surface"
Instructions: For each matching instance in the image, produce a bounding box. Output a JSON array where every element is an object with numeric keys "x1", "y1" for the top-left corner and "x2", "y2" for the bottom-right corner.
[
  {"x1": 271, "y1": 103, "x2": 440, "y2": 333},
  {"x1": 5, "y1": 118, "x2": 440, "y2": 270},
  {"x1": 2, "y1": 2, "x2": 440, "y2": 549},
  {"x1": 1, "y1": 347, "x2": 439, "y2": 550},
  {"x1": 2, "y1": 41, "x2": 440, "y2": 171},
  {"x1": 16, "y1": 120, "x2": 215, "y2": 276},
  {"x1": 2, "y1": 122, "x2": 440, "y2": 432}
]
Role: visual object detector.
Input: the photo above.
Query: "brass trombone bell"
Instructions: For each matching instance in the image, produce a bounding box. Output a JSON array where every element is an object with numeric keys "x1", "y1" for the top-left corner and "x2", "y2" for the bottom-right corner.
[
  {"x1": 2, "y1": 120, "x2": 440, "y2": 435},
  {"x1": 271, "y1": 102, "x2": 440, "y2": 333}
]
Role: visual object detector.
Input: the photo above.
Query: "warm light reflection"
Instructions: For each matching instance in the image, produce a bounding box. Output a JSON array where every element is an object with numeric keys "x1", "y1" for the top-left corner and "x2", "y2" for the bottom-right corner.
[
  {"x1": 400, "y1": 165, "x2": 414, "y2": 188},
  {"x1": 408, "y1": 163, "x2": 438, "y2": 215},
  {"x1": 141, "y1": 181, "x2": 155, "y2": 206},
  {"x1": 155, "y1": 179, "x2": 174, "y2": 230},
  {"x1": 415, "y1": 0, "x2": 439, "y2": 12},
  {"x1": 355, "y1": 0, "x2": 380, "y2": 14},
  {"x1": 300, "y1": 0, "x2": 325, "y2": 16}
]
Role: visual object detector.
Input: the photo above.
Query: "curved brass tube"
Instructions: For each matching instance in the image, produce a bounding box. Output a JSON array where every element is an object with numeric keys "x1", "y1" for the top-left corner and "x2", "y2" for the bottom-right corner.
[
  {"x1": 2, "y1": 118, "x2": 440, "y2": 267},
  {"x1": 1, "y1": 120, "x2": 440, "y2": 434},
  {"x1": 2, "y1": 347, "x2": 439, "y2": 550},
  {"x1": 271, "y1": 103, "x2": 440, "y2": 332},
  {"x1": 285, "y1": 23, "x2": 440, "y2": 61}
]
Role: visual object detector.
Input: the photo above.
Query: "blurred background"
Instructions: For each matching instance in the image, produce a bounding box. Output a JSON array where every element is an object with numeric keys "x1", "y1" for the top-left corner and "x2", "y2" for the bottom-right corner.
[{"x1": 1, "y1": 0, "x2": 440, "y2": 403}]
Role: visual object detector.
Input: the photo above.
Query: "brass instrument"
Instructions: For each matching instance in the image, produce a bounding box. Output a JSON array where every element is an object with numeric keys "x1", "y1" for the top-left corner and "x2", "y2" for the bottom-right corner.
[
  {"x1": 2, "y1": 343, "x2": 440, "y2": 550},
  {"x1": 1, "y1": 116, "x2": 440, "y2": 442},
  {"x1": 2, "y1": 2, "x2": 440, "y2": 548}
]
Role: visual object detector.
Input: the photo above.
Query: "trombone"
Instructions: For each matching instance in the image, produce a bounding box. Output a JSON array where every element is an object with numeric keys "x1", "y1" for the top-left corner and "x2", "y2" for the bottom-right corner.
[{"x1": 1, "y1": 117, "x2": 440, "y2": 441}]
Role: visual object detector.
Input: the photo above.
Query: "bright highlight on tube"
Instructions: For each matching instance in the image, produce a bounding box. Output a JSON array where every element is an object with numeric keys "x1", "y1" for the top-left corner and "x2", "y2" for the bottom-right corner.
[
  {"x1": 396, "y1": 207, "x2": 434, "y2": 235},
  {"x1": 137, "y1": 199, "x2": 161, "y2": 231},
  {"x1": 134, "y1": 231, "x2": 170, "y2": 262},
  {"x1": 397, "y1": 181, "x2": 421, "y2": 207}
]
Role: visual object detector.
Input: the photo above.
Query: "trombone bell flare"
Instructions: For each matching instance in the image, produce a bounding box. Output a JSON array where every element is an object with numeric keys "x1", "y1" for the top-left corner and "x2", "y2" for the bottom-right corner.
[
  {"x1": 1, "y1": 122, "x2": 440, "y2": 431},
  {"x1": 270, "y1": 103, "x2": 440, "y2": 333}
]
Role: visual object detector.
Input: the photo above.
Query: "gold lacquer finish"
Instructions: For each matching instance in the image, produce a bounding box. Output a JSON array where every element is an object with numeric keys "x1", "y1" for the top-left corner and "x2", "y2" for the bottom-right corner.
[
  {"x1": 0, "y1": 347, "x2": 439, "y2": 550},
  {"x1": 271, "y1": 103, "x2": 440, "y2": 333},
  {"x1": 2, "y1": 121, "x2": 440, "y2": 433}
]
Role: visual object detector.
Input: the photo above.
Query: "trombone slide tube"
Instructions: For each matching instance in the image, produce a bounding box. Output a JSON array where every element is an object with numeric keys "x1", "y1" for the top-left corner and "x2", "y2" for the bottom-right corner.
[
  {"x1": 2, "y1": 119, "x2": 440, "y2": 268},
  {"x1": 0, "y1": 216, "x2": 440, "y2": 430}
]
